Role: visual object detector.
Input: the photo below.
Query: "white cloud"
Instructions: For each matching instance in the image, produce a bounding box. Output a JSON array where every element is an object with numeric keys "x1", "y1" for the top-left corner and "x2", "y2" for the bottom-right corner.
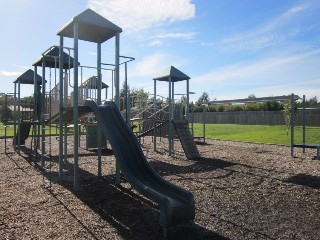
[
  {"x1": 87, "y1": 0, "x2": 195, "y2": 33},
  {"x1": 153, "y1": 32, "x2": 197, "y2": 39},
  {"x1": 148, "y1": 40, "x2": 163, "y2": 47},
  {"x1": 131, "y1": 53, "x2": 169, "y2": 78},
  {"x1": 0, "y1": 70, "x2": 22, "y2": 77},
  {"x1": 205, "y1": 3, "x2": 312, "y2": 52},
  {"x1": 192, "y1": 49, "x2": 320, "y2": 100}
]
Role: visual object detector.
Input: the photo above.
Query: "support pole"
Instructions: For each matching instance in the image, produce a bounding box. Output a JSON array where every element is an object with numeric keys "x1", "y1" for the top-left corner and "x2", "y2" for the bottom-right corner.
[
  {"x1": 186, "y1": 79, "x2": 189, "y2": 122},
  {"x1": 17, "y1": 81, "x2": 21, "y2": 154},
  {"x1": 58, "y1": 36, "x2": 64, "y2": 181},
  {"x1": 114, "y1": 32, "x2": 120, "y2": 108},
  {"x1": 73, "y1": 21, "x2": 79, "y2": 191},
  {"x1": 125, "y1": 62, "x2": 129, "y2": 124},
  {"x1": 13, "y1": 83, "x2": 17, "y2": 151},
  {"x1": 154, "y1": 80, "x2": 157, "y2": 152},
  {"x1": 114, "y1": 31, "x2": 120, "y2": 185},
  {"x1": 33, "y1": 66, "x2": 39, "y2": 163},
  {"x1": 41, "y1": 62, "x2": 46, "y2": 167},
  {"x1": 168, "y1": 77, "x2": 172, "y2": 156},
  {"x1": 302, "y1": 95, "x2": 306, "y2": 153},
  {"x1": 97, "y1": 42, "x2": 102, "y2": 177},
  {"x1": 290, "y1": 93, "x2": 295, "y2": 157}
]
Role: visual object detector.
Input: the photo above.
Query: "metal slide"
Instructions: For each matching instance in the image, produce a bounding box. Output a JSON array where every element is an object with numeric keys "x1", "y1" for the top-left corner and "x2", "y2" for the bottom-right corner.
[
  {"x1": 13, "y1": 122, "x2": 32, "y2": 146},
  {"x1": 86, "y1": 100, "x2": 195, "y2": 231}
]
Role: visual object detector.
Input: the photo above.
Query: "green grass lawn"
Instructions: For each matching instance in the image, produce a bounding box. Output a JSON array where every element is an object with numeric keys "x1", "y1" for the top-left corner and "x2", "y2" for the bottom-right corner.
[
  {"x1": 2, "y1": 122, "x2": 320, "y2": 146},
  {"x1": 191, "y1": 123, "x2": 320, "y2": 146}
]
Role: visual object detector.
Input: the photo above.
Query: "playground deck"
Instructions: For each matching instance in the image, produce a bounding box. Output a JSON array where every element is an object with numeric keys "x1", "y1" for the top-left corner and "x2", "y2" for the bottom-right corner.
[{"x1": 0, "y1": 137, "x2": 319, "y2": 239}]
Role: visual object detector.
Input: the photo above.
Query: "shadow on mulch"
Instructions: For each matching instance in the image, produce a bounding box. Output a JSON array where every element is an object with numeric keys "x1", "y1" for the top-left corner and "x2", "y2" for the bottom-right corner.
[
  {"x1": 285, "y1": 173, "x2": 320, "y2": 189},
  {"x1": 38, "y1": 159, "x2": 228, "y2": 240},
  {"x1": 150, "y1": 157, "x2": 235, "y2": 176}
]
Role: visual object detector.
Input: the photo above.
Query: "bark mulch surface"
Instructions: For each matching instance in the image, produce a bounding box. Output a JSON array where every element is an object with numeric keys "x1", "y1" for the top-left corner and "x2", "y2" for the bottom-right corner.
[{"x1": 0, "y1": 136, "x2": 319, "y2": 239}]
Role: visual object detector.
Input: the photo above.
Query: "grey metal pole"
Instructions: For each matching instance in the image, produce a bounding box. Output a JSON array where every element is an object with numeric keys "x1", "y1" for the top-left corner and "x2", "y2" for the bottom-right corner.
[
  {"x1": 154, "y1": 79, "x2": 157, "y2": 151},
  {"x1": 73, "y1": 21, "x2": 79, "y2": 190},
  {"x1": 290, "y1": 93, "x2": 295, "y2": 157},
  {"x1": 33, "y1": 66, "x2": 38, "y2": 163},
  {"x1": 302, "y1": 95, "x2": 306, "y2": 153},
  {"x1": 13, "y1": 83, "x2": 17, "y2": 151},
  {"x1": 168, "y1": 77, "x2": 172, "y2": 156},
  {"x1": 172, "y1": 81, "x2": 175, "y2": 153},
  {"x1": 115, "y1": 31, "x2": 120, "y2": 185},
  {"x1": 97, "y1": 42, "x2": 102, "y2": 177},
  {"x1": 125, "y1": 62, "x2": 129, "y2": 124},
  {"x1": 58, "y1": 36, "x2": 64, "y2": 181},
  {"x1": 41, "y1": 61, "x2": 46, "y2": 167},
  {"x1": 186, "y1": 79, "x2": 189, "y2": 122},
  {"x1": 127, "y1": 90, "x2": 131, "y2": 126},
  {"x1": 203, "y1": 107, "x2": 206, "y2": 143},
  {"x1": 114, "y1": 32, "x2": 120, "y2": 108},
  {"x1": 17, "y1": 81, "x2": 21, "y2": 154}
]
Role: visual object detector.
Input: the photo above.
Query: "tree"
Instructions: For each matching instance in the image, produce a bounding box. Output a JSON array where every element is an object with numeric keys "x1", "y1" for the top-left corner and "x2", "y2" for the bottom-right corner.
[
  {"x1": 283, "y1": 100, "x2": 296, "y2": 136},
  {"x1": 196, "y1": 92, "x2": 210, "y2": 105},
  {"x1": 306, "y1": 96, "x2": 318, "y2": 106},
  {"x1": 131, "y1": 88, "x2": 149, "y2": 109},
  {"x1": 0, "y1": 105, "x2": 13, "y2": 124}
]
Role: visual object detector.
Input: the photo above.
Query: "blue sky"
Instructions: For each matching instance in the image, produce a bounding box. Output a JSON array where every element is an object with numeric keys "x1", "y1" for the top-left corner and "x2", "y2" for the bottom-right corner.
[{"x1": 0, "y1": 0, "x2": 319, "y2": 102}]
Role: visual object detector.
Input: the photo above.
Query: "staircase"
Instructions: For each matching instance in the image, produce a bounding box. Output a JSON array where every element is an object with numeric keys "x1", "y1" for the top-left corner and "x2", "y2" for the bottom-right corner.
[{"x1": 173, "y1": 120, "x2": 200, "y2": 159}]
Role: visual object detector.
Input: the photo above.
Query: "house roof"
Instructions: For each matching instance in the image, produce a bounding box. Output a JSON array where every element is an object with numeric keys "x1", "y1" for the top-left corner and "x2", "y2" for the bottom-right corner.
[
  {"x1": 57, "y1": 9, "x2": 122, "y2": 43},
  {"x1": 209, "y1": 95, "x2": 301, "y2": 105},
  {"x1": 153, "y1": 66, "x2": 190, "y2": 82}
]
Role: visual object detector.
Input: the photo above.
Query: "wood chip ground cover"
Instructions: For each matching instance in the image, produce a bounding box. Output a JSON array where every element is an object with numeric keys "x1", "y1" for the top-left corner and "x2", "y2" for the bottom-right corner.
[{"x1": 0, "y1": 136, "x2": 319, "y2": 239}]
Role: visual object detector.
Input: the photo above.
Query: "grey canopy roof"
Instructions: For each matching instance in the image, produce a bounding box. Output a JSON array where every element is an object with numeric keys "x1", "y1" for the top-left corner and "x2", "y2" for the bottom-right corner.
[
  {"x1": 153, "y1": 66, "x2": 190, "y2": 82},
  {"x1": 57, "y1": 9, "x2": 122, "y2": 43},
  {"x1": 33, "y1": 47, "x2": 79, "y2": 69},
  {"x1": 14, "y1": 69, "x2": 44, "y2": 85},
  {"x1": 82, "y1": 76, "x2": 109, "y2": 89}
]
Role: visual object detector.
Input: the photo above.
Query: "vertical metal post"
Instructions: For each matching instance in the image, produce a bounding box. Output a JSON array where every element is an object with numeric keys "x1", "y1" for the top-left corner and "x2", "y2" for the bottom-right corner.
[
  {"x1": 125, "y1": 62, "x2": 129, "y2": 124},
  {"x1": 114, "y1": 31, "x2": 121, "y2": 185},
  {"x1": 97, "y1": 42, "x2": 102, "y2": 177},
  {"x1": 17, "y1": 81, "x2": 21, "y2": 154},
  {"x1": 191, "y1": 107, "x2": 194, "y2": 136},
  {"x1": 41, "y1": 61, "x2": 46, "y2": 167},
  {"x1": 59, "y1": 36, "x2": 64, "y2": 181},
  {"x1": 73, "y1": 21, "x2": 79, "y2": 190},
  {"x1": 64, "y1": 123, "x2": 68, "y2": 163},
  {"x1": 114, "y1": 32, "x2": 120, "y2": 108},
  {"x1": 154, "y1": 80, "x2": 157, "y2": 151},
  {"x1": 203, "y1": 106, "x2": 206, "y2": 143},
  {"x1": 290, "y1": 93, "x2": 295, "y2": 157},
  {"x1": 127, "y1": 90, "x2": 131, "y2": 126},
  {"x1": 13, "y1": 83, "x2": 17, "y2": 151},
  {"x1": 33, "y1": 66, "x2": 38, "y2": 163},
  {"x1": 302, "y1": 95, "x2": 306, "y2": 153},
  {"x1": 168, "y1": 77, "x2": 172, "y2": 156},
  {"x1": 172, "y1": 81, "x2": 175, "y2": 153},
  {"x1": 111, "y1": 70, "x2": 114, "y2": 101},
  {"x1": 186, "y1": 79, "x2": 189, "y2": 122}
]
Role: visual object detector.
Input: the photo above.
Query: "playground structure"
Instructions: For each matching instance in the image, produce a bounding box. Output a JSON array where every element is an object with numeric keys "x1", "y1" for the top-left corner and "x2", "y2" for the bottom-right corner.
[
  {"x1": 209, "y1": 94, "x2": 320, "y2": 159},
  {"x1": 7, "y1": 8, "x2": 196, "y2": 235},
  {"x1": 290, "y1": 94, "x2": 320, "y2": 159}
]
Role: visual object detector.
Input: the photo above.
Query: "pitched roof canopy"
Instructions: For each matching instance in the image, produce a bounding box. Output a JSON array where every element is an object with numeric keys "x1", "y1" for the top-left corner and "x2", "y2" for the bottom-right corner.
[
  {"x1": 33, "y1": 46, "x2": 78, "y2": 69},
  {"x1": 57, "y1": 9, "x2": 122, "y2": 43},
  {"x1": 82, "y1": 76, "x2": 109, "y2": 89},
  {"x1": 153, "y1": 66, "x2": 190, "y2": 82},
  {"x1": 14, "y1": 69, "x2": 44, "y2": 85}
]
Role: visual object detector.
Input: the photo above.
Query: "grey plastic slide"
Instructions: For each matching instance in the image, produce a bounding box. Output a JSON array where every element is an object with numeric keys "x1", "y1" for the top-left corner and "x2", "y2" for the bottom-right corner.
[{"x1": 86, "y1": 100, "x2": 195, "y2": 229}]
